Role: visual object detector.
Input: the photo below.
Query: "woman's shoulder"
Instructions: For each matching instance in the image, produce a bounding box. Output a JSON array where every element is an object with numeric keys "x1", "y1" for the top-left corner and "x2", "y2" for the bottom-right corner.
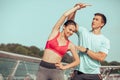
[
  {"x1": 68, "y1": 41, "x2": 76, "y2": 49},
  {"x1": 48, "y1": 31, "x2": 60, "y2": 41}
]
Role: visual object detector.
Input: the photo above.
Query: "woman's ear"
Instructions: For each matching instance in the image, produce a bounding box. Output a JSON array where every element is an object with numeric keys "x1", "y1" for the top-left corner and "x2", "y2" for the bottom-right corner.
[{"x1": 63, "y1": 25, "x2": 65, "y2": 30}]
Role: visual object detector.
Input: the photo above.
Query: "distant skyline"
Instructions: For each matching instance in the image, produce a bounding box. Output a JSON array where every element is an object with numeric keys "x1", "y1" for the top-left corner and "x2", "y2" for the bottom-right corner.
[{"x1": 0, "y1": 0, "x2": 120, "y2": 62}]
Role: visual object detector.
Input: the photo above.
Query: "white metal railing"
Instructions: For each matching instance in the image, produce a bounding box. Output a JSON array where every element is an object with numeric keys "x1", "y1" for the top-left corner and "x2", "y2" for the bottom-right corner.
[
  {"x1": 0, "y1": 50, "x2": 120, "y2": 80},
  {"x1": 0, "y1": 51, "x2": 70, "y2": 80},
  {"x1": 0, "y1": 51, "x2": 41, "y2": 80},
  {"x1": 0, "y1": 50, "x2": 41, "y2": 63},
  {"x1": 100, "y1": 66, "x2": 120, "y2": 80}
]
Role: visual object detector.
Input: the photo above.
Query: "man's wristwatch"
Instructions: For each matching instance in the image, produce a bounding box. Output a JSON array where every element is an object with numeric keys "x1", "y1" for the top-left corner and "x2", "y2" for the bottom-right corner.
[{"x1": 84, "y1": 48, "x2": 89, "y2": 53}]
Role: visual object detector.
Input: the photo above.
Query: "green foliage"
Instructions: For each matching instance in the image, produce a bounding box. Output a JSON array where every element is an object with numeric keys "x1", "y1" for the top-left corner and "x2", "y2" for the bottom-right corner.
[
  {"x1": 0, "y1": 43, "x2": 74, "y2": 63},
  {"x1": 62, "y1": 53, "x2": 73, "y2": 63},
  {"x1": 0, "y1": 43, "x2": 44, "y2": 58},
  {"x1": 109, "y1": 61, "x2": 120, "y2": 66},
  {"x1": 0, "y1": 43, "x2": 120, "y2": 64},
  {"x1": 101, "y1": 61, "x2": 120, "y2": 66},
  {"x1": 101, "y1": 61, "x2": 109, "y2": 66}
]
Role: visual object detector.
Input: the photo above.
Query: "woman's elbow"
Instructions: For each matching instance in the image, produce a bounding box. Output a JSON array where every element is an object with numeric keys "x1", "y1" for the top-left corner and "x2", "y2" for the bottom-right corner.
[
  {"x1": 63, "y1": 13, "x2": 68, "y2": 18},
  {"x1": 76, "y1": 59, "x2": 80, "y2": 65}
]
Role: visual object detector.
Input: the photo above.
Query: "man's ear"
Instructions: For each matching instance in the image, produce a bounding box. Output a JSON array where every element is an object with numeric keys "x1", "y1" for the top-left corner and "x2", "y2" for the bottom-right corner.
[
  {"x1": 101, "y1": 22, "x2": 104, "y2": 28},
  {"x1": 76, "y1": 24, "x2": 79, "y2": 32}
]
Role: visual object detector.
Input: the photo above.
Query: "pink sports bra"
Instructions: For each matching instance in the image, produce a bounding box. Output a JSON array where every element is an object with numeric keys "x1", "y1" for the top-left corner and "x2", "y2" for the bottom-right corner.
[{"x1": 45, "y1": 32, "x2": 70, "y2": 57}]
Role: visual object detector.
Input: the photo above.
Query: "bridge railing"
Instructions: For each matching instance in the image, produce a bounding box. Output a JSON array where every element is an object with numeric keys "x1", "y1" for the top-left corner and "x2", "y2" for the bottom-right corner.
[
  {"x1": 0, "y1": 50, "x2": 71, "y2": 80},
  {"x1": 0, "y1": 50, "x2": 41, "y2": 80},
  {"x1": 0, "y1": 50, "x2": 120, "y2": 80}
]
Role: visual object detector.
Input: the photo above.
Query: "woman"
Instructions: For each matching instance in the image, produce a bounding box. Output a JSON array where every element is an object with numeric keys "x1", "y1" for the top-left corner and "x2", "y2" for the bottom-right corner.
[{"x1": 36, "y1": 5, "x2": 81, "y2": 80}]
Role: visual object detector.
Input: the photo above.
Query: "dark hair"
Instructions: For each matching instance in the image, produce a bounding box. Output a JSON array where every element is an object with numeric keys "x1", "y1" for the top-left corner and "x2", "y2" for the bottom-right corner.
[
  {"x1": 94, "y1": 13, "x2": 107, "y2": 27},
  {"x1": 64, "y1": 20, "x2": 77, "y2": 27}
]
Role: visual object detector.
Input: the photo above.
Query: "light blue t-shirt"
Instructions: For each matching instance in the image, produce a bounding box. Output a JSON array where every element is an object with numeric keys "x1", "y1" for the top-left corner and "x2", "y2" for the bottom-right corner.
[{"x1": 76, "y1": 27, "x2": 110, "y2": 74}]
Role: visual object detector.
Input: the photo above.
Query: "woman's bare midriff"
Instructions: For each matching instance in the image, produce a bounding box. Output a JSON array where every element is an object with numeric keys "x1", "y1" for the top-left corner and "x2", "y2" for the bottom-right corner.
[{"x1": 42, "y1": 49, "x2": 62, "y2": 63}]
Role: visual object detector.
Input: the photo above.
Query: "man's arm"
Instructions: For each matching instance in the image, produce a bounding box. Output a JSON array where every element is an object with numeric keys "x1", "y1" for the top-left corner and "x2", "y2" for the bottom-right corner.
[
  {"x1": 51, "y1": 5, "x2": 80, "y2": 33},
  {"x1": 76, "y1": 46, "x2": 107, "y2": 62},
  {"x1": 87, "y1": 49, "x2": 107, "y2": 62}
]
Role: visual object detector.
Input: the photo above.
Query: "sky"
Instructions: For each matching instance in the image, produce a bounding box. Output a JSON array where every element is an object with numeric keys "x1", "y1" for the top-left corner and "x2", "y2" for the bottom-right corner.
[{"x1": 0, "y1": 0, "x2": 120, "y2": 62}]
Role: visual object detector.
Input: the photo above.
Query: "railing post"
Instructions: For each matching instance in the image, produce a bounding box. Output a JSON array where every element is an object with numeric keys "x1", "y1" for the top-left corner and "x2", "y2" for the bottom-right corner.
[{"x1": 7, "y1": 60, "x2": 20, "y2": 80}]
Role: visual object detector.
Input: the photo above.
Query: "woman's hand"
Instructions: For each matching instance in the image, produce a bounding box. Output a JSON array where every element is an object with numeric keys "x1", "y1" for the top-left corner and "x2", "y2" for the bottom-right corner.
[
  {"x1": 74, "y1": 3, "x2": 92, "y2": 10},
  {"x1": 55, "y1": 63, "x2": 66, "y2": 70}
]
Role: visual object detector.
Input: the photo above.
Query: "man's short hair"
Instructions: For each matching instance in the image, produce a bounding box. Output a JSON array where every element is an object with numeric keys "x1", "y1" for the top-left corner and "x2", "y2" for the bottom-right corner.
[{"x1": 95, "y1": 13, "x2": 107, "y2": 26}]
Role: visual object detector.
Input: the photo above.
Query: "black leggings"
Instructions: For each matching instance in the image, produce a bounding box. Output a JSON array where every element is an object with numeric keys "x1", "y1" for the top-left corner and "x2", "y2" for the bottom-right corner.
[{"x1": 36, "y1": 60, "x2": 64, "y2": 80}]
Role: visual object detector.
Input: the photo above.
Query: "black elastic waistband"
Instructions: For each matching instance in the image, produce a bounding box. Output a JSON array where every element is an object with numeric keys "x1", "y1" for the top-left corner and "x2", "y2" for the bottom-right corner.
[{"x1": 40, "y1": 60, "x2": 56, "y2": 69}]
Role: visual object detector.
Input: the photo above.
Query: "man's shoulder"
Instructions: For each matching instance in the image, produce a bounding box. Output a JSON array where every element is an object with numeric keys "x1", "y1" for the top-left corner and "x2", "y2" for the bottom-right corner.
[
  {"x1": 101, "y1": 35, "x2": 110, "y2": 48},
  {"x1": 101, "y1": 35, "x2": 110, "y2": 42},
  {"x1": 78, "y1": 26, "x2": 89, "y2": 32}
]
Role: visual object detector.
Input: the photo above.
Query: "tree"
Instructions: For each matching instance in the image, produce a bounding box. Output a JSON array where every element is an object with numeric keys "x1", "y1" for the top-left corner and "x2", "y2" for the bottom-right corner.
[
  {"x1": 62, "y1": 53, "x2": 73, "y2": 63},
  {"x1": 29, "y1": 46, "x2": 40, "y2": 57},
  {"x1": 101, "y1": 61, "x2": 109, "y2": 66}
]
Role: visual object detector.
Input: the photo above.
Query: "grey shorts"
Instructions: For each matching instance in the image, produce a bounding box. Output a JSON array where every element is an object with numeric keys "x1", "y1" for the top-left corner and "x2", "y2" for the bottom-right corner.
[{"x1": 36, "y1": 60, "x2": 65, "y2": 80}]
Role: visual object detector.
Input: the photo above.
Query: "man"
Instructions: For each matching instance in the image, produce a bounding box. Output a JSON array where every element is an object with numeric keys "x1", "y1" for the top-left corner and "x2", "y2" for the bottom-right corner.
[{"x1": 68, "y1": 3, "x2": 110, "y2": 80}]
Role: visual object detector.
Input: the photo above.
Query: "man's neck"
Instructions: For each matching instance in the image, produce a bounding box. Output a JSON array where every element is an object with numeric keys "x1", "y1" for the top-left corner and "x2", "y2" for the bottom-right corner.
[{"x1": 92, "y1": 28, "x2": 101, "y2": 35}]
